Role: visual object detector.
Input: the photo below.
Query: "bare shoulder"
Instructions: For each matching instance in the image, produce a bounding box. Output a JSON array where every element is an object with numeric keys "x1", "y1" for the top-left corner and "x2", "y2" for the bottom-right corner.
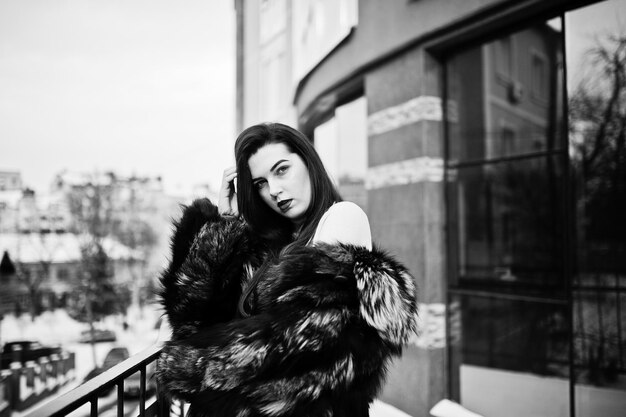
[
  {"x1": 314, "y1": 202, "x2": 372, "y2": 249},
  {"x1": 325, "y1": 201, "x2": 368, "y2": 219}
]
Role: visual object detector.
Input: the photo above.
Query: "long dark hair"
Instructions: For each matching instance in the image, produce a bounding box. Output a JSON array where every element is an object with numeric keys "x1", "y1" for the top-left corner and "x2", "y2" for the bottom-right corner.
[
  {"x1": 235, "y1": 122, "x2": 341, "y2": 249},
  {"x1": 235, "y1": 122, "x2": 341, "y2": 316}
]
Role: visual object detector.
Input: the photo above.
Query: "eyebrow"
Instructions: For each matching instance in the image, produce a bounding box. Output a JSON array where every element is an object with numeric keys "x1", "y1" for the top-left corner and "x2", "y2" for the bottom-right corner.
[{"x1": 252, "y1": 159, "x2": 288, "y2": 183}]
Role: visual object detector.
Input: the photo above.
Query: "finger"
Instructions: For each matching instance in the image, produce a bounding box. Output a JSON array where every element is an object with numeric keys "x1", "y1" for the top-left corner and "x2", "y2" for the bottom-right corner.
[
  {"x1": 221, "y1": 168, "x2": 237, "y2": 190},
  {"x1": 222, "y1": 171, "x2": 237, "y2": 183},
  {"x1": 222, "y1": 166, "x2": 236, "y2": 178}
]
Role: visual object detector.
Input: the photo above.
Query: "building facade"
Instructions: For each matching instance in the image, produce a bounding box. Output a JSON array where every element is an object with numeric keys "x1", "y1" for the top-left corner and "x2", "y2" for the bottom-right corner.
[
  {"x1": 0, "y1": 171, "x2": 24, "y2": 233},
  {"x1": 0, "y1": 171, "x2": 22, "y2": 192},
  {"x1": 235, "y1": 0, "x2": 626, "y2": 416},
  {"x1": 0, "y1": 233, "x2": 141, "y2": 317},
  {"x1": 0, "y1": 170, "x2": 179, "y2": 318}
]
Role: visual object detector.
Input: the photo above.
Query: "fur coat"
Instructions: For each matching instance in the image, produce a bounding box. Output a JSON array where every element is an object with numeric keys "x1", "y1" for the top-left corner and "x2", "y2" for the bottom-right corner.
[{"x1": 156, "y1": 199, "x2": 418, "y2": 417}]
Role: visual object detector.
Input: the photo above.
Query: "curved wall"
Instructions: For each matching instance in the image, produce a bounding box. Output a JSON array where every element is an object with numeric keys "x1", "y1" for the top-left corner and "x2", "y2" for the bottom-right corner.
[{"x1": 294, "y1": 0, "x2": 499, "y2": 116}]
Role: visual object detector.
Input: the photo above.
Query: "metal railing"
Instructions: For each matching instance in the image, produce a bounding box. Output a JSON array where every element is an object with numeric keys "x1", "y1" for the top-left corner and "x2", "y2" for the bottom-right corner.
[
  {"x1": 23, "y1": 344, "x2": 181, "y2": 417},
  {"x1": 0, "y1": 351, "x2": 76, "y2": 414}
]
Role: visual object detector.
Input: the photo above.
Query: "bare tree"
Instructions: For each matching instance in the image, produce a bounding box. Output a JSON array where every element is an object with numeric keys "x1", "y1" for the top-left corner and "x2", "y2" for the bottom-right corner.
[
  {"x1": 110, "y1": 184, "x2": 157, "y2": 313},
  {"x1": 68, "y1": 240, "x2": 124, "y2": 365},
  {"x1": 65, "y1": 176, "x2": 121, "y2": 365},
  {"x1": 66, "y1": 176, "x2": 116, "y2": 239},
  {"x1": 14, "y1": 233, "x2": 63, "y2": 320},
  {"x1": 570, "y1": 33, "x2": 626, "y2": 254},
  {"x1": 569, "y1": 32, "x2": 626, "y2": 385}
]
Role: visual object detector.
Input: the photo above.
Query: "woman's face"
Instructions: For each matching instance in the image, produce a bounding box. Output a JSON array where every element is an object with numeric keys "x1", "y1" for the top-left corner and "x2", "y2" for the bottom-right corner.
[{"x1": 248, "y1": 142, "x2": 312, "y2": 224}]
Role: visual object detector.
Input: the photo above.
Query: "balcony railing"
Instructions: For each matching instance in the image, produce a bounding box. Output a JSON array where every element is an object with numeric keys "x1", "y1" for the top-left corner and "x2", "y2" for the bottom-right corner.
[
  {"x1": 23, "y1": 344, "x2": 185, "y2": 417},
  {"x1": 0, "y1": 350, "x2": 76, "y2": 416}
]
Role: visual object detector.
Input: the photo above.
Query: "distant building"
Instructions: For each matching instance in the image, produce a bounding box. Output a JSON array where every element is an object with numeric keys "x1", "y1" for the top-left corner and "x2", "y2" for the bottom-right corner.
[
  {"x1": 0, "y1": 233, "x2": 141, "y2": 317},
  {"x1": 50, "y1": 170, "x2": 167, "y2": 232},
  {"x1": 0, "y1": 170, "x2": 71, "y2": 234},
  {"x1": 50, "y1": 170, "x2": 182, "y2": 299},
  {"x1": 0, "y1": 171, "x2": 22, "y2": 191},
  {"x1": 0, "y1": 190, "x2": 21, "y2": 234},
  {"x1": 0, "y1": 171, "x2": 24, "y2": 233},
  {"x1": 0, "y1": 169, "x2": 182, "y2": 317}
]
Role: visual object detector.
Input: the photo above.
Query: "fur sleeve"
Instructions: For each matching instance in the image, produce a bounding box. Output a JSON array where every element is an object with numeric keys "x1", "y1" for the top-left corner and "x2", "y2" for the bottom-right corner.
[
  {"x1": 156, "y1": 244, "x2": 418, "y2": 413},
  {"x1": 158, "y1": 198, "x2": 252, "y2": 338}
]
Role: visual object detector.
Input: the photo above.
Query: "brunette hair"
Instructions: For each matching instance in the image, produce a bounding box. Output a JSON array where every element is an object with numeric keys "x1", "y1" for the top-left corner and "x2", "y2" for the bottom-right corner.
[
  {"x1": 235, "y1": 122, "x2": 341, "y2": 317},
  {"x1": 235, "y1": 122, "x2": 341, "y2": 249}
]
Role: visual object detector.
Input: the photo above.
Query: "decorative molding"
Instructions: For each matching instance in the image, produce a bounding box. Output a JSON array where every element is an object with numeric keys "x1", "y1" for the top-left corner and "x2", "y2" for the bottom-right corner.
[
  {"x1": 368, "y1": 95, "x2": 443, "y2": 136},
  {"x1": 408, "y1": 302, "x2": 446, "y2": 350},
  {"x1": 365, "y1": 157, "x2": 444, "y2": 189}
]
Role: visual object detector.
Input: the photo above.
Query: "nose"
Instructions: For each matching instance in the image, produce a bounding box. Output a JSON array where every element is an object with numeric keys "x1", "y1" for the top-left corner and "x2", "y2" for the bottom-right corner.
[{"x1": 268, "y1": 180, "x2": 282, "y2": 199}]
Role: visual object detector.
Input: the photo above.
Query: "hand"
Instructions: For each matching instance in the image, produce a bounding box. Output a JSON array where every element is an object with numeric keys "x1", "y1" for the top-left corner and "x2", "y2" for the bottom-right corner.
[{"x1": 218, "y1": 167, "x2": 238, "y2": 216}]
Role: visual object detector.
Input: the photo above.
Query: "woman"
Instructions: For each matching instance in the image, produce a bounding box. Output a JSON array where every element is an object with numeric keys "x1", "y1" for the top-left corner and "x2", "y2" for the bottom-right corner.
[{"x1": 157, "y1": 123, "x2": 418, "y2": 417}]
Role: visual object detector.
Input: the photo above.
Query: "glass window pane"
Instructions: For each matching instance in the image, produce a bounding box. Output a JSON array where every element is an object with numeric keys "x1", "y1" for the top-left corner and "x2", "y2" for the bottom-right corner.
[
  {"x1": 445, "y1": 16, "x2": 570, "y2": 417},
  {"x1": 447, "y1": 156, "x2": 565, "y2": 292},
  {"x1": 447, "y1": 23, "x2": 565, "y2": 163},
  {"x1": 449, "y1": 293, "x2": 570, "y2": 416},
  {"x1": 314, "y1": 97, "x2": 368, "y2": 209},
  {"x1": 567, "y1": 0, "x2": 626, "y2": 415}
]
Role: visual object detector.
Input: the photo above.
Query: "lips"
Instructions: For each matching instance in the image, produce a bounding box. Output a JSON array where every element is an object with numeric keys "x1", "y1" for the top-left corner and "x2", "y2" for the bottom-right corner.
[{"x1": 278, "y1": 199, "x2": 292, "y2": 213}]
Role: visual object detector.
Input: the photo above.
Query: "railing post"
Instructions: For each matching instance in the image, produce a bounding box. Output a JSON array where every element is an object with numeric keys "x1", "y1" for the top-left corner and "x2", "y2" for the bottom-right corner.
[
  {"x1": 9, "y1": 362, "x2": 20, "y2": 409},
  {"x1": 11, "y1": 345, "x2": 22, "y2": 365},
  {"x1": 67, "y1": 351, "x2": 76, "y2": 382},
  {"x1": 156, "y1": 383, "x2": 170, "y2": 417},
  {"x1": 57, "y1": 353, "x2": 64, "y2": 381},
  {"x1": 0, "y1": 369, "x2": 13, "y2": 417},
  {"x1": 18, "y1": 361, "x2": 36, "y2": 410},
  {"x1": 37, "y1": 358, "x2": 48, "y2": 396},
  {"x1": 49, "y1": 353, "x2": 60, "y2": 391}
]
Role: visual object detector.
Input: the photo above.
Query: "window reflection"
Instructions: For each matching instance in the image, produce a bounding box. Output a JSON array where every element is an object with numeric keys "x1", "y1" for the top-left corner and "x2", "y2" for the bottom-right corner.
[
  {"x1": 566, "y1": 0, "x2": 626, "y2": 410},
  {"x1": 446, "y1": 18, "x2": 569, "y2": 417},
  {"x1": 446, "y1": 1, "x2": 626, "y2": 415},
  {"x1": 450, "y1": 157, "x2": 564, "y2": 288},
  {"x1": 447, "y1": 22, "x2": 565, "y2": 289},
  {"x1": 448, "y1": 293, "x2": 570, "y2": 415},
  {"x1": 447, "y1": 22, "x2": 564, "y2": 163},
  {"x1": 451, "y1": 294, "x2": 569, "y2": 374}
]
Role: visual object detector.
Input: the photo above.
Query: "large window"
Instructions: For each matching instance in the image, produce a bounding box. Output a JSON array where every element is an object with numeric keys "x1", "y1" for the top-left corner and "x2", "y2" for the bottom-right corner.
[
  {"x1": 446, "y1": 19, "x2": 569, "y2": 415},
  {"x1": 314, "y1": 97, "x2": 368, "y2": 209},
  {"x1": 445, "y1": 1, "x2": 626, "y2": 416},
  {"x1": 447, "y1": 20, "x2": 566, "y2": 291}
]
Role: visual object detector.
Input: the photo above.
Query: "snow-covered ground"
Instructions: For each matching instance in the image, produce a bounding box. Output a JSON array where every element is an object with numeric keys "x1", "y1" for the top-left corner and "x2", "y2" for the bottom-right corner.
[{"x1": 1, "y1": 307, "x2": 413, "y2": 417}]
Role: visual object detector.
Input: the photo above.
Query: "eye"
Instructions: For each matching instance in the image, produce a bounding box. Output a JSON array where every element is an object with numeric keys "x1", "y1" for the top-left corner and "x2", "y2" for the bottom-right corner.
[
  {"x1": 276, "y1": 165, "x2": 288, "y2": 175},
  {"x1": 254, "y1": 180, "x2": 267, "y2": 190}
]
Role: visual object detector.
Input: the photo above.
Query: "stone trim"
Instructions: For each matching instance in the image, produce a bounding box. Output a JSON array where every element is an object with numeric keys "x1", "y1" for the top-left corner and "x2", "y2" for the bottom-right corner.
[
  {"x1": 408, "y1": 302, "x2": 446, "y2": 350},
  {"x1": 368, "y1": 96, "x2": 443, "y2": 136},
  {"x1": 365, "y1": 157, "x2": 444, "y2": 189}
]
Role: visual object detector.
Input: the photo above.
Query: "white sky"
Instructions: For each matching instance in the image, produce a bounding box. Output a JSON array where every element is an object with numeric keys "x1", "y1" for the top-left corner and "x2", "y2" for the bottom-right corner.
[
  {"x1": 0, "y1": 0, "x2": 236, "y2": 196},
  {"x1": 566, "y1": 0, "x2": 626, "y2": 88}
]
